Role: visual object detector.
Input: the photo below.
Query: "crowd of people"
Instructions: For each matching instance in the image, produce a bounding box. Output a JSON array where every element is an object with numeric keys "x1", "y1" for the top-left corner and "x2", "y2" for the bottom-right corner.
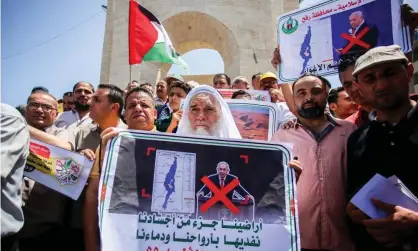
[{"x1": 2, "y1": 5, "x2": 418, "y2": 251}]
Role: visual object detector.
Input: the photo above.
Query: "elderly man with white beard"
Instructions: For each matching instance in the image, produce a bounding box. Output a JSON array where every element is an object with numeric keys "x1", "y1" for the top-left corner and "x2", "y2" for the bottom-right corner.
[{"x1": 177, "y1": 85, "x2": 242, "y2": 138}]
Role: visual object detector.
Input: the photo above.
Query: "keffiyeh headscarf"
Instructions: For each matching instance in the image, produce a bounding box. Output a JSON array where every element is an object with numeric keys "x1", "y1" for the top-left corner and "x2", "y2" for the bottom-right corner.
[{"x1": 177, "y1": 85, "x2": 242, "y2": 139}]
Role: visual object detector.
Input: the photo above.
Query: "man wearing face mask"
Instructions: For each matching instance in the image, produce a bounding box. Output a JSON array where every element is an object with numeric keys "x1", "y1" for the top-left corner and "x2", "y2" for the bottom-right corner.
[{"x1": 272, "y1": 73, "x2": 357, "y2": 251}]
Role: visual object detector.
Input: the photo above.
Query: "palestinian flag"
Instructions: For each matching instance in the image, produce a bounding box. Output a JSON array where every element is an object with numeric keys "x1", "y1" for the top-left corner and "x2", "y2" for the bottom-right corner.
[{"x1": 129, "y1": 0, "x2": 188, "y2": 72}]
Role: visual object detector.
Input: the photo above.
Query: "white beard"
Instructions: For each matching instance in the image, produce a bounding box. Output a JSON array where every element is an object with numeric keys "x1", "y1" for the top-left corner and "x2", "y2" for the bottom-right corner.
[
  {"x1": 194, "y1": 127, "x2": 211, "y2": 136},
  {"x1": 193, "y1": 121, "x2": 222, "y2": 137}
]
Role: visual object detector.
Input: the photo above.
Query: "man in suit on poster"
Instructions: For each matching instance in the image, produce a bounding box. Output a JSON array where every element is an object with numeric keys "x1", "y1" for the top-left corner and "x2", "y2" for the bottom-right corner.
[
  {"x1": 337, "y1": 11, "x2": 379, "y2": 55},
  {"x1": 197, "y1": 161, "x2": 254, "y2": 203}
]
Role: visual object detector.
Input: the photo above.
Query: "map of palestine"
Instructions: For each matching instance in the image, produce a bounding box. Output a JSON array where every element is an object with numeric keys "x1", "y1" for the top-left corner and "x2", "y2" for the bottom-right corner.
[{"x1": 151, "y1": 150, "x2": 196, "y2": 214}]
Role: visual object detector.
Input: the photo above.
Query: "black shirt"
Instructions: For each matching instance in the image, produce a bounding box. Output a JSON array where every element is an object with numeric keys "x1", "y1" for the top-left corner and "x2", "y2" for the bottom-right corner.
[{"x1": 346, "y1": 102, "x2": 418, "y2": 251}]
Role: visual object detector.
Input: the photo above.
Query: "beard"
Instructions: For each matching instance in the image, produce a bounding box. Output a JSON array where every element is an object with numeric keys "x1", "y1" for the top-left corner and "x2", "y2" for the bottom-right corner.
[
  {"x1": 74, "y1": 101, "x2": 89, "y2": 111},
  {"x1": 297, "y1": 102, "x2": 325, "y2": 119},
  {"x1": 193, "y1": 121, "x2": 222, "y2": 137},
  {"x1": 194, "y1": 127, "x2": 211, "y2": 136}
]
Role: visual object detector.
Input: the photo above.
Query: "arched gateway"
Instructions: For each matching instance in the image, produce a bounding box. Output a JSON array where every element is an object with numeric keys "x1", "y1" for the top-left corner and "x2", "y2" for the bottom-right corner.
[{"x1": 100, "y1": 0, "x2": 299, "y2": 89}]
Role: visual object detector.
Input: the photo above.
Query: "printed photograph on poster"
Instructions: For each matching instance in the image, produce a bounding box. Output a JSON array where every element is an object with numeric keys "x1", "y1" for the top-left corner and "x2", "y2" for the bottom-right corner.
[
  {"x1": 98, "y1": 131, "x2": 298, "y2": 251},
  {"x1": 226, "y1": 100, "x2": 279, "y2": 141},
  {"x1": 218, "y1": 89, "x2": 271, "y2": 102},
  {"x1": 24, "y1": 139, "x2": 94, "y2": 200},
  {"x1": 277, "y1": 0, "x2": 406, "y2": 82}
]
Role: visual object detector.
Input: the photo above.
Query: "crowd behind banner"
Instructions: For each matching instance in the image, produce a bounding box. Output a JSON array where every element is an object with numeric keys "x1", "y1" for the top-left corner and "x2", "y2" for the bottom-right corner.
[{"x1": 1, "y1": 3, "x2": 418, "y2": 251}]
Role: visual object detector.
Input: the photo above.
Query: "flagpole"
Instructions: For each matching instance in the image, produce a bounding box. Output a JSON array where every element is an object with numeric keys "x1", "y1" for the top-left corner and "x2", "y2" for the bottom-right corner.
[{"x1": 129, "y1": 65, "x2": 132, "y2": 84}]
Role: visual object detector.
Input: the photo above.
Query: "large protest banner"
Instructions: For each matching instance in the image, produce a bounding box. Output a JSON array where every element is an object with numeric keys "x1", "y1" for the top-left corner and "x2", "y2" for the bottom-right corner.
[
  {"x1": 98, "y1": 131, "x2": 299, "y2": 251},
  {"x1": 277, "y1": 0, "x2": 408, "y2": 82},
  {"x1": 24, "y1": 139, "x2": 93, "y2": 200},
  {"x1": 226, "y1": 100, "x2": 279, "y2": 141}
]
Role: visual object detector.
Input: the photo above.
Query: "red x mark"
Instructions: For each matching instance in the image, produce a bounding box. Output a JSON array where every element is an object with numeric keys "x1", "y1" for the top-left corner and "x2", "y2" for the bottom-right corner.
[
  {"x1": 200, "y1": 176, "x2": 240, "y2": 214},
  {"x1": 340, "y1": 27, "x2": 371, "y2": 54}
]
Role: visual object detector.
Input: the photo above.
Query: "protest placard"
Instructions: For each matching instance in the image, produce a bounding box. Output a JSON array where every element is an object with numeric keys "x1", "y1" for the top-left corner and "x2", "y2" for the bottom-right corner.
[
  {"x1": 98, "y1": 131, "x2": 299, "y2": 251},
  {"x1": 218, "y1": 89, "x2": 271, "y2": 102},
  {"x1": 24, "y1": 139, "x2": 94, "y2": 200},
  {"x1": 277, "y1": 0, "x2": 409, "y2": 82},
  {"x1": 226, "y1": 100, "x2": 279, "y2": 141}
]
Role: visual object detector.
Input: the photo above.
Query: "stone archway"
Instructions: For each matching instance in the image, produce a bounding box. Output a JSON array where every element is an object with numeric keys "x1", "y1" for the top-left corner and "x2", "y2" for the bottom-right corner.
[
  {"x1": 158, "y1": 11, "x2": 239, "y2": 85},
  {"x1": 100, "y1": 0, "x2": 299, "y2": 89}
]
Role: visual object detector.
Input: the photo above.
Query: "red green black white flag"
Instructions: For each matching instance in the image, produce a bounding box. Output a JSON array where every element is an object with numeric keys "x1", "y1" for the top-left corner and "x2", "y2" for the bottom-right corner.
[{"x1": 128, "y1": 0, "x2": 188, "y2": 72}]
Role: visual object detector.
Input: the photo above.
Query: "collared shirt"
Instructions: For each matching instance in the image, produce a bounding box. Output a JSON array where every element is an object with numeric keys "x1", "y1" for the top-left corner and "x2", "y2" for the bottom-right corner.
[
  {"x1": 272, "y1": 116, "x2": 357, "y2": 251},
  {"x1": 1, "y1": 104, "x2": 29, "y2": 237},
  {"x1": 353, "y1": 20, "x2": 365, "y2": 35},
  {"x1": 347, "y1": 101, "x2": 418, "y2": 251},
  {"x1": 154, "y1": 97, "x2": 167, "y2": 108},
  {"x1": 345, "y1": 107, "x2": 369, "y2": 127},
  {"x1": 54, "y1": 110, "x2": 92, "y2": 129}
]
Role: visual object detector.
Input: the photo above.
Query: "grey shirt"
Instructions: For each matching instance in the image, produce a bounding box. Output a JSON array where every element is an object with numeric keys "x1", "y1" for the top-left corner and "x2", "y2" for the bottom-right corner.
[{"x1": 1, "y1": 104, "x2": 30, "y2": 237}]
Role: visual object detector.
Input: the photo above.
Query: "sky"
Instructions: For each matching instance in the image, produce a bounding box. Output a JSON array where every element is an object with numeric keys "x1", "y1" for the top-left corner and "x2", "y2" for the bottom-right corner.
[
  {"x1": 2, "y1": 1, "x2": 416, "y2": 107},
  {"x1": 0, "y1": 0, "x2": 223, "y2": 107}
]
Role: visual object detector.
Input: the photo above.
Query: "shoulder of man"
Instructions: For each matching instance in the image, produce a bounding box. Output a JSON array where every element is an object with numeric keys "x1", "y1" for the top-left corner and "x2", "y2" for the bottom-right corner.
[
  {"x1": 1, "y1": 103, "x2": 27, "y2": 123},
  {"x1": 334, "y1": 117, "x2": 358, "y2": 133}
]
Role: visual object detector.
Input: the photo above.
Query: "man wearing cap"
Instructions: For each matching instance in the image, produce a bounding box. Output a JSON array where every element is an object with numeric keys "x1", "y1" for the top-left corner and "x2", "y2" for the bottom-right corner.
[
  {"x1": 165, "y1": 73, "x2": 184, "y2": 92},
  {"x1": 346, "y1": 45, "x2": 418, "y2": 251},
  {"x1": 259, "y1": 72, "x2": 295, "y2": 126}
]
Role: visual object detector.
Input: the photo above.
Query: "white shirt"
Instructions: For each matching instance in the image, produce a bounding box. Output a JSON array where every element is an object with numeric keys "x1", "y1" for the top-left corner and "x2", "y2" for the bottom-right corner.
[
  {"x1": 353, "y1": 20, "x2": 365, "y2": 36},
  {"x1": 154, "y1": 97, "x2": 167, "y2": 107},
  {"x1": 276, "y1": 102, "x2": 295, "y2": 129},
  {"x1": 54, "y1": 110, "x2": 92, "y2": 129}
]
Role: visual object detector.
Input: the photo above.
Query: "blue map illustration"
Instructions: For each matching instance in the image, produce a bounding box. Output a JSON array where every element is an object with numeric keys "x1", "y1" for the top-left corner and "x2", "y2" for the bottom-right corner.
[
  {"x1": 300, "y1": 26, "x2": 312, "y2": 74},
  {"x1": 162, "y1": 157, "x2": 177, "y2": 209}
]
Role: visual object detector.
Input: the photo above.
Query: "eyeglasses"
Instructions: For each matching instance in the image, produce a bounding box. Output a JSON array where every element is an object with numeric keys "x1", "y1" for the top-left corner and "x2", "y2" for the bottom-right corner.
[{"x1": 28, "y1": 102, "x2": 56, "y2": 113}]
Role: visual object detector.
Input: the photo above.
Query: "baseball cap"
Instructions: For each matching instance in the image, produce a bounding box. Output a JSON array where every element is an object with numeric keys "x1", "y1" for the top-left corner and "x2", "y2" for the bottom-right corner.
[
  {"x1": 164, "y1": 73, "x2": 184, "y2": 82},
  {"x1": 352, "y1": 45, "x2": 408, "y2": 76},
  {"x1": 259, "y1": 72, "x2": 278, "y2": 82}
]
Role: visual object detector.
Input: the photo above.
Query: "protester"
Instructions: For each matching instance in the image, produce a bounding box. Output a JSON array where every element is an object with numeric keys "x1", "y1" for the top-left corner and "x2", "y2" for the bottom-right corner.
[
  {"x1": 124, "y1": 80, "x2": 140, "y2": 97},
  {"x1": 84, "y1": 87, "x2": 157, "y2": 251},
  {"x1": 164, "y1": 73, "x2": 184, "y2": 91},
  {"x1": 68, "y1": 84, "x2": 126, "y2": 251},
  {"x1": 176, "y1": 85, "x2": 241, "y2": 138},
  {"x1": 55, "y1": 81, "x2": 94, "y2": 129},
  {"x1": 231, "y1": 90, "x2": 251, "y2": 100},
  {"x1": 251, "y1": 72, "x2": 262, "y2": 90},
  {"x1": 1, "y1": 104, "x2": 29, "y2": 251},
  {"x1": 154, "y1": 80, "x2": 168, "y2": 108},
  {"x1": 213, "y1": 73, "x2": 231, "y2": 89},
  {"x1": 346, "y1": 45, "x2": 418, "y2": 251},
  {"x1": 140, "y1": 83, "x2": 154, "y2": 96},
  {"x1": 18, "y1": 92, "x2": 71, "y2": 251},
  {"x1": 155, "y1": 81, "x2": 192, "y2": 133},
  {"x1": 328, "y1": 87, "x2": 358, "y2": 119},
  {"x1": 63, "y1": 91, "x2": 75, "y2": 112},
  {"x1": 231, "y1": 76, "x2": 249, "y2": 89},
  {"x1": 258, "y1": 72, "x2": 295, "y2": 126},
  {"x1": 272, "y1": 73, "x2": 357, "y2": 251},
  {"x1": 338, "y1": 55, "x2": 373, "y2": 126}
]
